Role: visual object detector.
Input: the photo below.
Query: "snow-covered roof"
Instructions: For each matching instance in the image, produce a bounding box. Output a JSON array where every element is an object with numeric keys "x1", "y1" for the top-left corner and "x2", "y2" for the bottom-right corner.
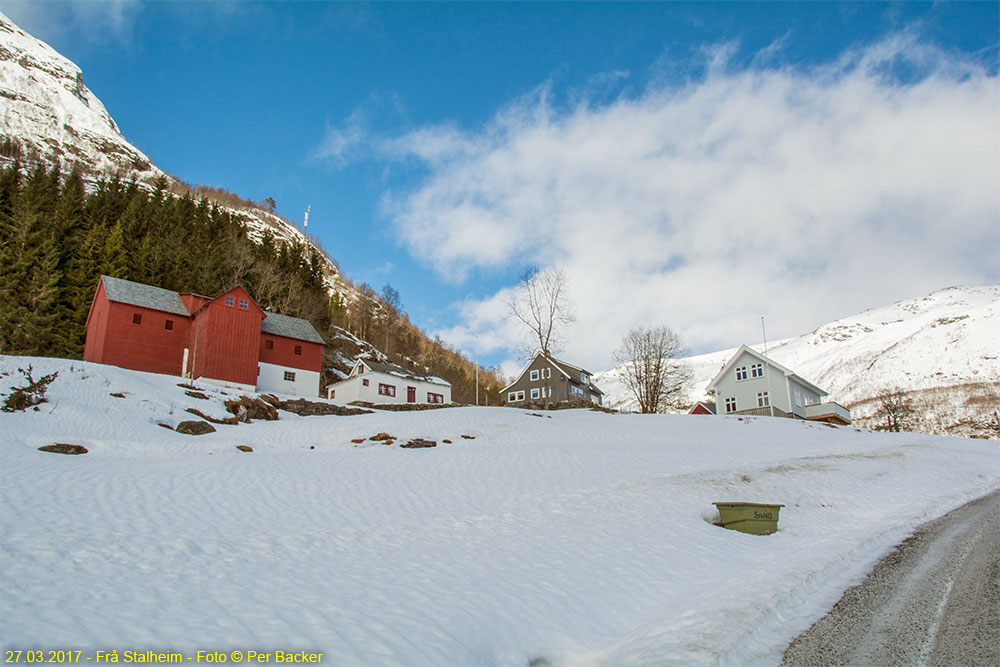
[
  {"x1": 261, "y1": 312, "x2": 325, "y2": 345},
  {"x1": 358, "y1": 360, "x2": 450, "y2": 387},
  {"x1": 101, "y1": 275, "x2": 190, "y2": 316}
]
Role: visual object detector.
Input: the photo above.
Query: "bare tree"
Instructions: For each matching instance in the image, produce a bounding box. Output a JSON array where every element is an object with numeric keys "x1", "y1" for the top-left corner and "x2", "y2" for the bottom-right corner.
[
  {"x1": 614, "y1": 325, "x2": 691, "y2": 414},
  {"x1": 503, "y1": 267, "x2": 575, "y2": 358},
  {"x1": 877, "y1": 387, "x2": 916, "y2": 432}
]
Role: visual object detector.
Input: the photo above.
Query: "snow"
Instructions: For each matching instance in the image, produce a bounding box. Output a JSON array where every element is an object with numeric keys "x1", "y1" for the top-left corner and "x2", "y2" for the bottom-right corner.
[{"x1": 2, "y1": 355, "x2": 997, "y2": 665}]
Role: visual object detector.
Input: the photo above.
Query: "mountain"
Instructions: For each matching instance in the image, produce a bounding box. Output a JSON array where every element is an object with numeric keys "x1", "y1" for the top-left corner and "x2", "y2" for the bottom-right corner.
[
  {"x1": 595, "y1": 285, "x2": 1000, "y2": 438},
  {"x1": 0, "y1": 11, "x2": 351, "y2": 297},
  {"x1": 0, "y1": 12, "x2": 502, "y2": 400},
  {"x1": 0, "y1": 13, "x2": 162, "y2": 179}
]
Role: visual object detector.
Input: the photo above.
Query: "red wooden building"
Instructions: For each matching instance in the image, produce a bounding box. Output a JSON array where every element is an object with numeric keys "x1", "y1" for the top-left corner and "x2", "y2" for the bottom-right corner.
[{"x1": 84, "y1": 276, "x2": 325, "y2": 396}]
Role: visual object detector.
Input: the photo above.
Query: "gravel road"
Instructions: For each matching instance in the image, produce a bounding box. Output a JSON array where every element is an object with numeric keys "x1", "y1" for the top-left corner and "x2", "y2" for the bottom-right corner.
[{"x1": 782, "y1": 489, "x2": 999, "y2": 667}]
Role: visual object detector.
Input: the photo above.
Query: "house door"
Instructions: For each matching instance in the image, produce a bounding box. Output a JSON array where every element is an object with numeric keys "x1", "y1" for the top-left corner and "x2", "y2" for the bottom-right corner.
[{"x1": 407, "y1": 386, "x2": 416, "y2": 403}]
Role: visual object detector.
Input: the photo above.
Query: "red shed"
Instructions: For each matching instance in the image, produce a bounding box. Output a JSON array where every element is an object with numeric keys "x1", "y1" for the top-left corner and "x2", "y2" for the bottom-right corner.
[
  {"x1": 689, "y1": 401, "x2": 717, "y2": 415},
  {"x1": 83, "y1": 276, "x2": 325, "y2": 396}
]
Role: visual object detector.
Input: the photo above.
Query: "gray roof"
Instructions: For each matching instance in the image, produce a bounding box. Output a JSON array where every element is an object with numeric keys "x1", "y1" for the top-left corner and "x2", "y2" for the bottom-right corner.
[
  {"x1": 261, "y1": 312, "x2": 325, "y2": 345},
  {"x1": 101, "y1": 275, "x2": 190, "y2": 316}
]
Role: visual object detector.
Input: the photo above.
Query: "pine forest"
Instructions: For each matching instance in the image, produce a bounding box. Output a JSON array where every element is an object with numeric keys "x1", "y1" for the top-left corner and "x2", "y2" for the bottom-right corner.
[{"x1": 0, "y1": 159, "x2": 505, "y2": 404}]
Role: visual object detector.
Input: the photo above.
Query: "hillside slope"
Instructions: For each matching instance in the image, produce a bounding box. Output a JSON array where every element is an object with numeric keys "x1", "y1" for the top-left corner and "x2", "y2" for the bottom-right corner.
[
  {"x1": 0, "y1": 13, "x2": 503, "y2": 398},
  {"x1": 596, "y1": 285, "x2": 1000, "y2": 437},
  {"x1": 1, "y1": 355, "x2": 997, "y2": 664}
]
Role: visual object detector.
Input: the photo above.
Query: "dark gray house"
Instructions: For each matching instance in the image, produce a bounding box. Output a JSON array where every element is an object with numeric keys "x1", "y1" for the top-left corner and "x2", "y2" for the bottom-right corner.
[{"x1": 502, "y1": 352, "x2": 604, "y2": 406}]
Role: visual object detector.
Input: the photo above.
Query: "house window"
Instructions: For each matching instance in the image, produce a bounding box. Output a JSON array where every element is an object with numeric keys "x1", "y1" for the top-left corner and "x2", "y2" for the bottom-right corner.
[
  {"x1": 757, "y1": 391, "x2": 769, "y2": 407},
  {"x1": 294, "y1": 345, "x2": 302, "y2": 355},
  {"x1": 428, "y1": 392, "x2": 443, "y2": 404},
  {"x1": 283, "y1": 371, "x2": 296, "y2": 382},
  {"x1": 362, "y1": 379, "x2": 369, "y2": 387},
  {"x1": 531, "y1": 388, "x2": 540, "y2": 399},
  {"x1": 725, "y1": 397, "x2": 737, "y2": 413},
  {"x1": 543, "y1": 368, "x2": 551, "y2": 379},
  {"x1": 164, "y1": 319, "x2": 173, "y2": 331},
  {"x1": 265, "y1": 339, "x2": 273, "y2": 350},
  {"x1": 735, "y1": 366, "x2": 748, "y2": 381},
  {"x1": 570, "y1": 386, "x2": 583, "y2": 395},
  {"x1": 508, "y1": 391, "x2": 525, "y2": 402},
  {"x1": 530, "y1": 370, "x2": 539, "y2": 381},
  {"x1": 581, "y1": 372, "x2": 588, "y2": 383},
  {"x1": 751, "y1": 363, "x2": 764, "y2": 378},
  {"x1": 225, "y1": 296, "x2": 234, "y2": 306},
  {"x1": 132, "y1": 313, "x2": 142, "y2": 325},
  {"x1": 378, "y1": 383, "x2": 396, "y2": 397},
  {"x1": 239, "y1": 299, "x2": 248, "y2": 309},
  {"x1": 329, "y1": 389, "x2": 335, "y2": 399}
]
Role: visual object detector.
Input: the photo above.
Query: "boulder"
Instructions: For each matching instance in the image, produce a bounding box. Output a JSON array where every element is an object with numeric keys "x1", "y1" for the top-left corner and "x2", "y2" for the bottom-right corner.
[
  {"x1": 401, "y1": 438, "x2": 437, "y2": 449},
  {"x1": 176, "y1": 420, "x2": 216, "y2": 435},
  {"x1": 224, "y1": 396, "x2": 278, "y2": 422},
  {"x1": 38, "y1": 443, "x2": 88, "y2": 455}
]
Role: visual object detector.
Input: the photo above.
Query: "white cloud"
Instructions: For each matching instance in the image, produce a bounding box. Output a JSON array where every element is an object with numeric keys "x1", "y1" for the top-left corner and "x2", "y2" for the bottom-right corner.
[
  {"x1": 4, "y1": 0, "x2": 140, "y2": 46},
  {"x1": 391, "y1": 36, "x2": 999, "y2": 372}
]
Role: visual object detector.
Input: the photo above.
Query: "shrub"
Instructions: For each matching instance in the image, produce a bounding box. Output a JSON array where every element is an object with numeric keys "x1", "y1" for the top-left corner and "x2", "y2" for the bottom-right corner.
[{"x1": 2, "y1": 366, "x2": 58, "y2": 412}]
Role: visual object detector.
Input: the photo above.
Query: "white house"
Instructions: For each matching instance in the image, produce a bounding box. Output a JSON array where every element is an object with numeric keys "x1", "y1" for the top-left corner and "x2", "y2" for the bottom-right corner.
[
  {"x1": 326, "y1": 359, "x2": 452, "y2": 406},
  {"x1": 706, "y1": 345, "x2": 851, "y2": 424}
]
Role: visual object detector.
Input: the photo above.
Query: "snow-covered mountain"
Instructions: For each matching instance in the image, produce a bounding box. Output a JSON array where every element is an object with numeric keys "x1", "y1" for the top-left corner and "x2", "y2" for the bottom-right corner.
[
  {"x1": 595, "y1": 285, "x2": 1000, "y2": 437},
  {"x1": 0, "y1": 12, "x2": 162, "y2": 179}
]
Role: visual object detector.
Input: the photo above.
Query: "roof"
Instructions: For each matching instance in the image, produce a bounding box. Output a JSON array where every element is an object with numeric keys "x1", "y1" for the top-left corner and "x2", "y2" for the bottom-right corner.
[
  {"x1": 359, "y1": 359, "x2": 450, "y2": 387},
  {"x1": 261, "y1": 312, "x2": 326, "y2": 345},
  {"x1": 706, "y1": 345, "x2": 828, "y2": 397},
  {"x1": 101, "y1": 275, "x2": 190, "y2": 316}
]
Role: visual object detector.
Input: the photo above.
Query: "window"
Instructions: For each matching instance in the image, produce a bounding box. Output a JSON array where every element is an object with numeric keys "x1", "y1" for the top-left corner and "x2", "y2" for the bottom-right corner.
[
  {"x1": 329, "y1": 389, "x2": 335, "y2": 399},
  {"x1": 362, "y1": 379, "x2": 369, "y2": 387},
  {"x1": 543, "y1": 368, "x2": 551, "y2": 379},
  {"x1": 751, "y1": 362, "x2": 764, "y2": 378},
  {"x1": 757, "y1": 391, "x2": 769, "y2": 407},
  {"x1": 530, "y1": 369, "x2": 539, "y2": 381},
  {"x1": 725, "y1": 397, "x2": 737, "y2": 413},
  {"x1": 132, "y1": 313, "x2": 142, "y2": 325},
  {"x1": 239, "y1": 299, "x2": 248, "y2": 310},
  {"x1": 508, "y1": 391, "x2": 525, "y2": 402},
  {"x1": 225, "y1": 296, "x2": 234, "y2": 306},
  {"x1": 378, "y1": 383, "x2": 396, "y2": 397},
  {"x1": 581, "y1": 372, "x2": 589, "y2": 383},
  {"x1": 735, "y1": 366, "x2": 748, "y2": 381},
  {"x1": 164, "y1": 319, "x2": 173, "y2": 331},
  {"x1": 283, "y1": 371, "x2": 296, "y2": 382},
  {"x1": 264, "y1": 339, "x2": 273, "y2": 350},
  {"x1": 570, "y1": 386, "x2": 583, "y2": 395},
  {"x1": 294, "y1": 345, "x2": 302, "y2": 355},
  {"x1": 531, "y1": 388, "x2": 540, "y2": 399},
  {"x1": 428, "y1": 392, "x2": 443, "y2": 404}
]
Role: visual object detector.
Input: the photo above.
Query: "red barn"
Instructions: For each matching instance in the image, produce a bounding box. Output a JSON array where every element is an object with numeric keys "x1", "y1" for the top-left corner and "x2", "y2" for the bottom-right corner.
[{"x1": 84, "y1": 276, "x2": 324, "y2": 396}]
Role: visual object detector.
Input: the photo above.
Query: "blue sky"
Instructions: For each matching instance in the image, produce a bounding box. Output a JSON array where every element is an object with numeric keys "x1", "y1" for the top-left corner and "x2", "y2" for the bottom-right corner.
[{"x1": 9, "y1": 1, "x2": 999, "y2": 374}]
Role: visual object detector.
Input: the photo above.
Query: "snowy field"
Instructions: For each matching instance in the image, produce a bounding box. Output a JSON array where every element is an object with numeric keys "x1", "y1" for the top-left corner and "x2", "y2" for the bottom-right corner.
[{"x1": 2, "y1": 356, "x2": 997, "y2": 666}]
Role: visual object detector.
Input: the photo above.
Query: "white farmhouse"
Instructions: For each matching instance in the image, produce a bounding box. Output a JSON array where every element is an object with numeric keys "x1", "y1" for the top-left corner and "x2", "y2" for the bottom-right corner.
[
  {"x1": 326, "y1": 359, "x2": 452, "y2": 406},
  {"x1": 706, "y1": 345, "x2": 851, "y2": 425}
]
